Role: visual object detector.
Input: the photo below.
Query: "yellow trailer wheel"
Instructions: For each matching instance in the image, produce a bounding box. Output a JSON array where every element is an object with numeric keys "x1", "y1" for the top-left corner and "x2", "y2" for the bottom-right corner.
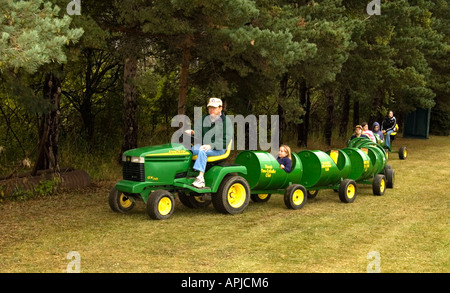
[
  {"x1": 284, "y1": 184, "x2": 307, "y2": 210},
  {"x1": 338, "y1": 179, "x2": 357, "y2": 203}
]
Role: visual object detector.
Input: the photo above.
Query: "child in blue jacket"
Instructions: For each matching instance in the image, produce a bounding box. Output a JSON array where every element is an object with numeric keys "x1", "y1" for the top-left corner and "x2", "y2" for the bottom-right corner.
[{"x1": 277, "y1": 145, "x2": 292, "y2": 173}]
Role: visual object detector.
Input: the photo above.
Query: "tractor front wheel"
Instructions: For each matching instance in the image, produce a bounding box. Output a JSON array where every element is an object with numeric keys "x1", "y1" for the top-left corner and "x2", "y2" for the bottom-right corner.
[
  {"x1": 109, "y1": 187, "x2": 135, "y2": 213},
  {"x1": 147, "y1": 190, "x2": 175, "y2": 220},
  {"x1": 399, "y1": 146, "x2": 407, "y2": 160}
]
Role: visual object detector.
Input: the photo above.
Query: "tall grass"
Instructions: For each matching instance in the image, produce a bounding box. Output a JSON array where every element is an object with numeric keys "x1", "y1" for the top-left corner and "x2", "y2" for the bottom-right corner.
[{"x1": 0, "y1": 135, "x2": 448, "y2": 273}]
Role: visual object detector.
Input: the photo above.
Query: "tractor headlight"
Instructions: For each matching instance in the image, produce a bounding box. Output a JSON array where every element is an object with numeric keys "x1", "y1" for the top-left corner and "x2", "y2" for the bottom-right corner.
[
  {"x1": 131, "y1": 156, "x2": 145, "y2": 163},
  {"x1": 122, "y1": 155, "x2": 145, "y2": 163}
]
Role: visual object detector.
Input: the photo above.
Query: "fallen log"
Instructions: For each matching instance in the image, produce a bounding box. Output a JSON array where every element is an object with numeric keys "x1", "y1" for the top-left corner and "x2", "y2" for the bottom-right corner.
[{"x1": 0, "y1": 168, "x2": 91, "y2": 196}]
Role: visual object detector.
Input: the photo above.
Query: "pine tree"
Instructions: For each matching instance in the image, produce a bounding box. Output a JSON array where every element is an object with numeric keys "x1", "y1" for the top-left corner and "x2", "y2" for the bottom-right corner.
[
  {"x1": 0, "y1": 0, "x2": 83, "y2": 73},
  {"x1": 0, "y1": 0, "x2": 83, "y2": 175},
  {"x1": 427, "y1": 0, "x2": 450, "y2": 135}
]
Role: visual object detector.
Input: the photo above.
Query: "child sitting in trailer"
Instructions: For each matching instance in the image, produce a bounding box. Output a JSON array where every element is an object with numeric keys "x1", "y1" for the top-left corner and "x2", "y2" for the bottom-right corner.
[
  {"x1": 372, "y1": 122, "x2": 384, "y2": 144},
  {"x1": 349, "y1": 125, "x2": 369, "y2": 141},
  {"x1": 277, "y1": 145, "x2": 292, "y2": 173},
  {"x1": 361, "y1": 122, "x2": 376, "y2": 142}
]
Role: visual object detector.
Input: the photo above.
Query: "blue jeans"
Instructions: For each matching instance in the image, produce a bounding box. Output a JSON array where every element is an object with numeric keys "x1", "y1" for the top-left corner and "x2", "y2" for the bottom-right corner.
[
  {"x1": 191, "y1": 144, "x2": 226, "y2": 173},
  {"x1": 384, "y1": 130, "x2": 394, "y2": 148}
]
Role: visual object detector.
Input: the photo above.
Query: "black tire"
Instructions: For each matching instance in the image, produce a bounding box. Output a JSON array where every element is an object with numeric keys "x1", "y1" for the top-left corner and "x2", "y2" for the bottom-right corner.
[
  {"x1": 212, "y1": 175, "x2": 250, "y2": 214},
  {"x1": 178, "y1": 191, "x2": 212, "y2": 208},
  {"x1": 284, "y1": 184, "x2": 307, "y2": 210},
  {"x1": 147, "y1": 190, "x2": 175, "y2": 220},
  {"x1": 384, "y1": 164, "x2": 392, "y2": 174},
  {"x1": 339, "y1": 179, "x2": 357, "y2": 203},
  {"x1": 372, "y1": 174, "x2": 386, "y2": 196},
  {"x1": 399, "y1": 146, "x2": 407, "y2": 160},
  {"x1": 109, "y1": 187, "x2": 135, "y2": 213},
  {"x1": 250, "y1": 193, "x2": 271, "y2": 203},
  {"x1": 385, "y1": 168, "x2": 395, "y2": 189},
  {"x1": 306, "y1": 189, "x2": 319, "y2": 199}
]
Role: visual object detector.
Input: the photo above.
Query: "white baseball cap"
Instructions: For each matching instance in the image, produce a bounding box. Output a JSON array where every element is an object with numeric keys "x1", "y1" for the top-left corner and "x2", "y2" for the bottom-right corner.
[{"x1": 207, "y1": 97, "x2": 222, "y2": 108}]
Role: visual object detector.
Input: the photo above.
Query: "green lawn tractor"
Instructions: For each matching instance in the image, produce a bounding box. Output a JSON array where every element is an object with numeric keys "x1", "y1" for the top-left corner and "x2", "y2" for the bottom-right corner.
[
  {"x1": 109, "y1": 141, "x2": 251, "y2": 220},
  {"x1": 383, "y1": 124, "x2": 408, "y2": 160}
]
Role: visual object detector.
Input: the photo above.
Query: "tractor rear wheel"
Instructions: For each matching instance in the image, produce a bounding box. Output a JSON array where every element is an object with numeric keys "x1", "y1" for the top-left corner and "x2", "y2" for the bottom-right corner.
[
  {"x1": 147, "y1": 190, "x2": 175, "y2": 220},
  {"x1": 178, "y1": 191, "x2": 212, "y2": 208},
  {"x1": 212, "y1": 175, "x2": 250, "y2": 214},
  {"x1": 109, "y1": 187, "x2": 135, "y2": 213},
  {"x1": 399, "y1": 146, "x2": 407, "y2": 160}
]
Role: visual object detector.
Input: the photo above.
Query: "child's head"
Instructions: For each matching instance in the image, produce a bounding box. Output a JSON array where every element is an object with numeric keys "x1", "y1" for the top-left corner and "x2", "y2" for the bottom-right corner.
[
  {"x1": 361, "y1": 122, "x2": 369, "y2": 131},
  {"x1": 279, "y1": 145, "x2": 292, "y2": 160}
]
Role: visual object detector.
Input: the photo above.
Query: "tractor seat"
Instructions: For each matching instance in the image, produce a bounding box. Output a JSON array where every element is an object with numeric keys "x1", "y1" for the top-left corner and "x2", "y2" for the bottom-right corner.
[
  {"x1": 391, "y1": 124, "x2": 399, "y2": 136},
  {"x1": 192, "y1": 140, "x2": 233, "y2": 163},
  {"x1": 387, "y1": 124, "x2": 399, "y2": 141}
]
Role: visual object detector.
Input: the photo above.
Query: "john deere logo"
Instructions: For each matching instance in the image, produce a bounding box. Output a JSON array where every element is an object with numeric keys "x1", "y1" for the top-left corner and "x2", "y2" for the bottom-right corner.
[
  {"x1": 364, "y1": 160, "x2": 370, "y2": 171},
  {"x1": 321, "y1": 161, "x2": 332, "y2": 171},
  {"x1": 126, "y1": 156, "x2": 131, "y2": 162},
  {"x1": 261, "y1": 164, "x2": 276, "y2": 177}
]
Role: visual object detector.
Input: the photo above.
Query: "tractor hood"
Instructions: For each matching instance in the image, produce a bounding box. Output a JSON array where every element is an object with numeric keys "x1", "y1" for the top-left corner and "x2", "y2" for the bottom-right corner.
[{"x1": 123, "y1": 143, "x2": 191, "y2": 158}]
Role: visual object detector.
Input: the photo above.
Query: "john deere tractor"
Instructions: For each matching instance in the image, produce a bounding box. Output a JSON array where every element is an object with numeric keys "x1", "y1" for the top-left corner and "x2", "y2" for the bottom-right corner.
[{"x1": 109, "y1": 141, "x2": 250, "y2": 220}]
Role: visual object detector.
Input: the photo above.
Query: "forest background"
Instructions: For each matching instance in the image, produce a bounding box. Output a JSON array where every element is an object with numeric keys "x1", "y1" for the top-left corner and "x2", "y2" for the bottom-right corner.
[{"x1": 0, "y1": 0, "x2": 449, "y2": 179}]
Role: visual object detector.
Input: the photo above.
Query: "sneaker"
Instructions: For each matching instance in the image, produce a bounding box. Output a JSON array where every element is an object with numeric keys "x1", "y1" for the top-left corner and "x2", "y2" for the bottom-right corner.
[{"x1": 192, "y1": 176, "x2": 205, "y2": 188}]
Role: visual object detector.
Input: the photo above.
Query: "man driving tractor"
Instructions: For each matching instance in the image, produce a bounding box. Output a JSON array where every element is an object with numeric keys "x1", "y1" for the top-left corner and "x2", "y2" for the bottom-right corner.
[{"x1": 184, "y1": 98, "x2": 233, "y2": 188}]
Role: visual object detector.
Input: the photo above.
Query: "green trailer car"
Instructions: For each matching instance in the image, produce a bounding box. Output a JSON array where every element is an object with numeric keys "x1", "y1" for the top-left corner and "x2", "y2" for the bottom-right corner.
[{"x1": 348, "y1": 124, "x2": 407, "y2": 160}]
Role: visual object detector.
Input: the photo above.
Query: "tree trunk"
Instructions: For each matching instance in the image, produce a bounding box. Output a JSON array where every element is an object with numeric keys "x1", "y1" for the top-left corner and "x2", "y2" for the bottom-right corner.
[
  {"x1": 178, "y1": 44, "x2": 191, "y2": 115},
  {"x1": 297, "y1": 79, "x2": 310, "y2": 147},
  {"x1": 370, "y1": 89, "x2": 383, "y2": 125},
  {"x1": 339, "y1": 88, "x2": 350, "y2": 137},
  {"x1": 121, "y1": 56, "x2": 138, "y2": 156},
  {"x1": 324, "y1": 90, "x2": 334, "y2": 146},
  {"x1": 80, "y1": 87, "x2": 95, "y2": 144},
  {"x1": 353, "y1": 98, "x2": 360, "y2": 126},
  {"x1": 32, "y1": 73, "x2": 61, "y2": 176},
  {"x1": 278, "y1": 74, "x2": 288, "y2": 145},
  {"x1": 81, "y1": 48, "x2": 95, "y2": 143}
]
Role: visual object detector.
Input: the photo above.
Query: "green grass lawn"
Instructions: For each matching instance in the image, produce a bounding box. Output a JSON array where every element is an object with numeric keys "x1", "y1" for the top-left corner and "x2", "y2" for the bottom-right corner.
[{"x1": 0, "y1": 136, "x2": 448, "y2": 273}]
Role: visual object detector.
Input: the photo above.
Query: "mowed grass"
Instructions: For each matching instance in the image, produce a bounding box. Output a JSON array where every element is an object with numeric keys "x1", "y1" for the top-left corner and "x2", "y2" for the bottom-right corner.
[{"x1": 0, "y1": 136, "x2": 448, "y2": 273}]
